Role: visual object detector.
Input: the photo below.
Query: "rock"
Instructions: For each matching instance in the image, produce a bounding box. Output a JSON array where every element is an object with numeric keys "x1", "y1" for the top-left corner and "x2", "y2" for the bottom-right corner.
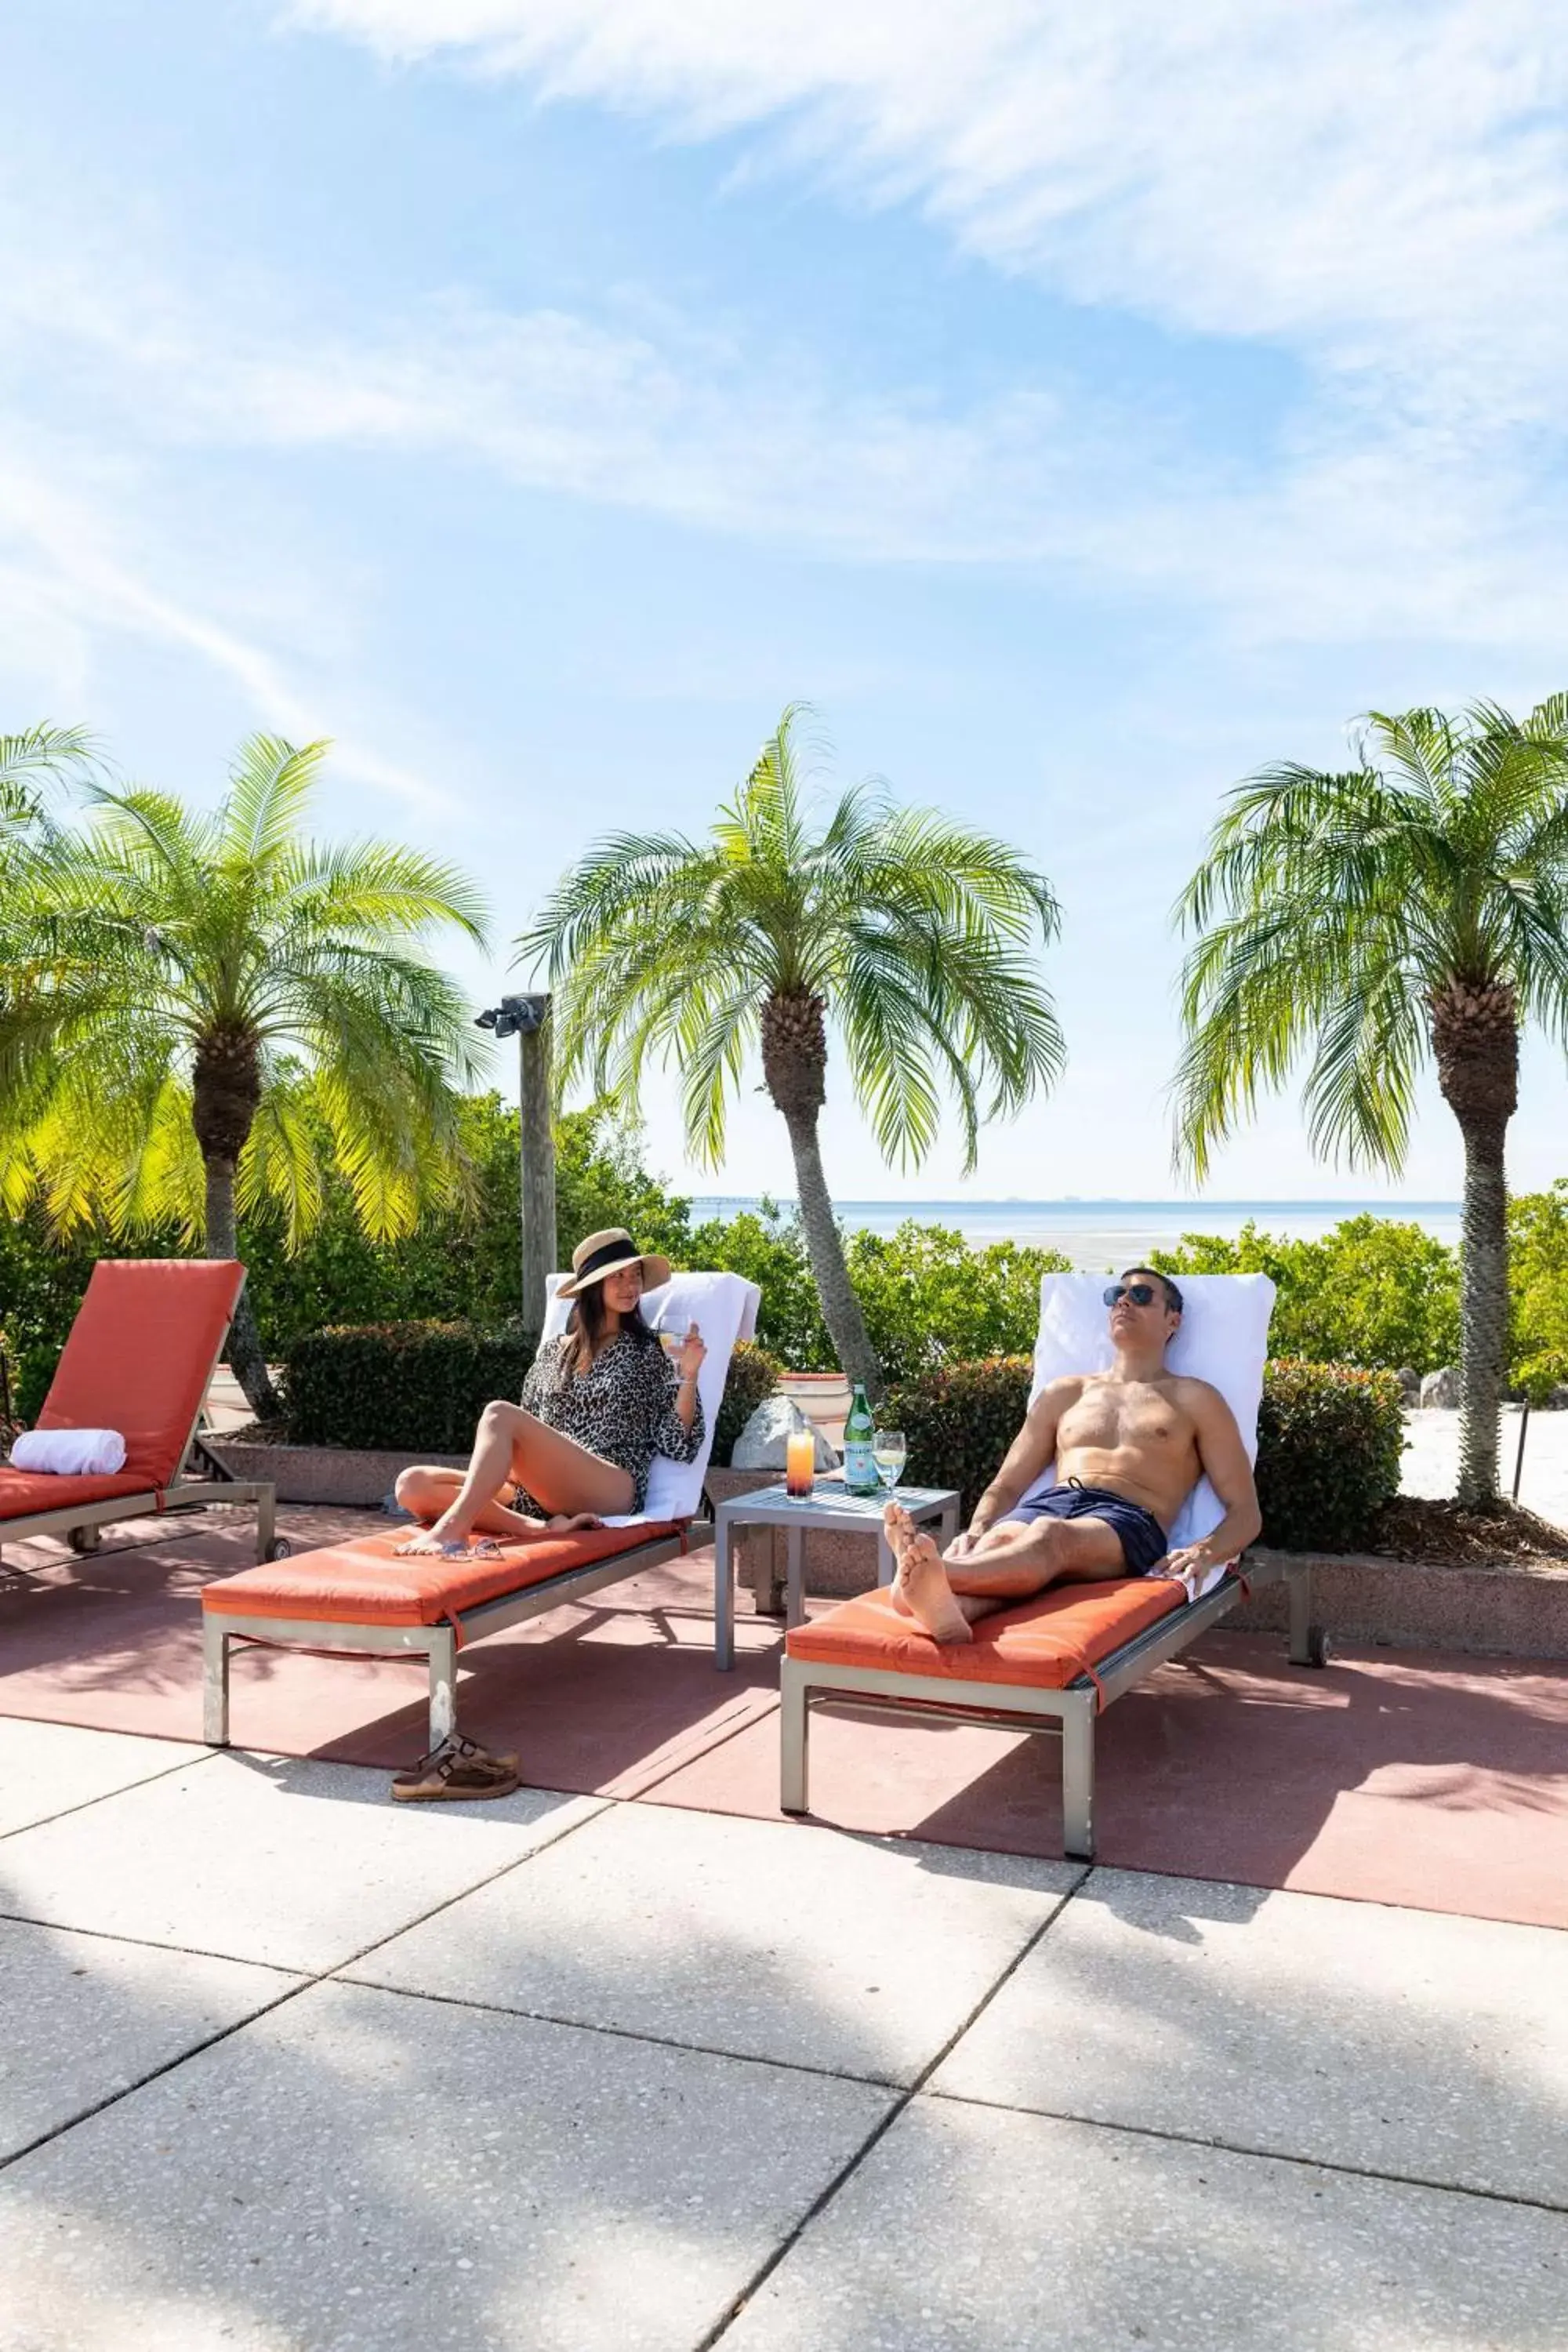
[
  {"x1": 1396, "y1": 1366, "x2": 1421, "y2": 1403},
  {"x1": 731, "y1": 1396, "x2": 838, "y2": 1471},
  {"x1": 1420, "y1": 1367, "x2": 1459, "y2": 1409}
]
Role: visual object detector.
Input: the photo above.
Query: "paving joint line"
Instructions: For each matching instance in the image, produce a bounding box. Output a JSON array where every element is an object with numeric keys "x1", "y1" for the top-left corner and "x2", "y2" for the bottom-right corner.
[
  {"x1": 0, "y1": 1743, "x2": 224, "y2": 1846},
  {"x1": 695, "y1": 1876, "x2": 1084, "y2": 2350},
  {"x1": 917, "y1": 2083, "x2": 1568, "y2": 2218},
  {"x1": 0, "y1": 1782, "x2": 615, "y2": 2180},
  {"x1": 345, "y1": 1972, "x2": 913, "y2": 2088}
]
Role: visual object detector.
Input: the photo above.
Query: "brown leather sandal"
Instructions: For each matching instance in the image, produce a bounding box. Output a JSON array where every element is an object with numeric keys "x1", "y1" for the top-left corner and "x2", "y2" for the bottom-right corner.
[{"x1": 390, "y1": 1733, "x2": 521, "y2": 1802}]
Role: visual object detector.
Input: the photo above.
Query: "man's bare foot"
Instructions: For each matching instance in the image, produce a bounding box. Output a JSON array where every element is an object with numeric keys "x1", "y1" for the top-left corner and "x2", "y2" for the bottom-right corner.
[{"x1": 884, "y1": 1501, "x2": 972, "y2": 1644}]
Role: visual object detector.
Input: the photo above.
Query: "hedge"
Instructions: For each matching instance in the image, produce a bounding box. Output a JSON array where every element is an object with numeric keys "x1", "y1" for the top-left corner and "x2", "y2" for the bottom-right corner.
[
  {"x1": 282, "y1": 1323, "x2": 535, "y2": 1454},
  {"x1": 1254, "y1": 1359, "x2": 1405, "y2": 1552},
  {"x1": 281, "y1": 1321, "x2": 786, "y2": 1467},
  {"x1": 883, "y1": 1355, "x2": 1406, "y2": 1553}
]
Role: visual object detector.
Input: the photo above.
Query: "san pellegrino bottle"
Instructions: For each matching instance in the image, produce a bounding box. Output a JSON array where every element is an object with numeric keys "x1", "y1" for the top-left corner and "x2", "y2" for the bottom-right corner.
[{"x1": 842, "y1": 1381, "x2": 880, "y2": 1495}]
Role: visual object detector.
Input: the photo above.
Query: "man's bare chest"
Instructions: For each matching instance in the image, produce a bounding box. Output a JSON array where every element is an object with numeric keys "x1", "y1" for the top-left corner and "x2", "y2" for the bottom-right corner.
[{"x1": 1058, "y1": 1381, "x2": 1196, "y2": 1463}]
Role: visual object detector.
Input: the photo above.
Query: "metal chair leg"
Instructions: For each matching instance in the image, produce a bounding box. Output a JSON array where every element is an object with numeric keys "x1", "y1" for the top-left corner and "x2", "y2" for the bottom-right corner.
[
  {"x1": 1287, "y1": 1563, "x2": 1315, "y2": 1665},
  {"x1": 1061, "y1": 1693, "x2": 1097, "y2": 1860},
  {"x1": 427, "y1": 1627, "x2": 458, "y2": 1748},
  {"x1": 202, "y1": 1620, "x2": 230, "y2": 1746},
  {"x1": 780, "y1": 1661, "x2": 810, "y2": 1813}
]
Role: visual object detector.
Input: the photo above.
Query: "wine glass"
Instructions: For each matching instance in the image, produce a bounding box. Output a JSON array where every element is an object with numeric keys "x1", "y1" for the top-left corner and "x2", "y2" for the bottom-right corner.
[{"x1": 873, "y1": 1428, "x2": 907, "y2": 1491}]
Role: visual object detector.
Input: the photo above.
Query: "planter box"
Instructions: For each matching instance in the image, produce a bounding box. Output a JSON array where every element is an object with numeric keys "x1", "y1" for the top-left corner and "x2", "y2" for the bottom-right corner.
[
  {"x1": 1231, "y1": 1544, "x2": 1568, "y2": 1661},
  {"x1": 206, "y1": 1440, "x2": 466, "y2": 1510}
]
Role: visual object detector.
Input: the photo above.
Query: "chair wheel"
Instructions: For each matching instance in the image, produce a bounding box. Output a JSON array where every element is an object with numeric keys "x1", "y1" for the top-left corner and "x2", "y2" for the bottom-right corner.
[
  {"x1": 1306, "y1": 1624, "x2": 1331, "y2": 1668},
  {"x1": 67, "y1": 1526, "x2": 101, "y2": 1555},
  {"x1": 267, "y1": 1539, "x2": 293, "y2": 1561}
]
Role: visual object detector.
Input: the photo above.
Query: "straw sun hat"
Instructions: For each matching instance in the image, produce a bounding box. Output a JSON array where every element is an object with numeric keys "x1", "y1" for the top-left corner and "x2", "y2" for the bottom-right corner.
[{"x1": 558, "y1": 1228, "x2": 673, "y2": 1300}]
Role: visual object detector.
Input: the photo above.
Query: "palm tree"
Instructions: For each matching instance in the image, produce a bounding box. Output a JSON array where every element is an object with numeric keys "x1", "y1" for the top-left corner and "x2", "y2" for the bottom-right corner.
[
  {"x1": 1173, "y1": 699, "x2": 1568, "y2": 1505},
  {"x1": 0, "y1": 735, "x2": 488, "y2": 1417},
  {"x1": 0, "y1": 725, "x2": 95, "y2": 856},
  {"x1": 520, "y1": 706, "x2": 1065, "y2": 1396}
]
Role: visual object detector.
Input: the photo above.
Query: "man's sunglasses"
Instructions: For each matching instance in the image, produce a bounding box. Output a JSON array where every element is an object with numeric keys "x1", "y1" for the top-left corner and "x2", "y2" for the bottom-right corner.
[{"x1": 1104, "y1": 1282, "x2": 1160, "y2": 1308}]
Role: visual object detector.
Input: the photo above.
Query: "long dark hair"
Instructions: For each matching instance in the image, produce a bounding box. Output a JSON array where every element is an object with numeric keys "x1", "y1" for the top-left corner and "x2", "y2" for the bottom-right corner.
[{"x1": 568, "y1": 1276, "x2": 658, "y2": 1373}]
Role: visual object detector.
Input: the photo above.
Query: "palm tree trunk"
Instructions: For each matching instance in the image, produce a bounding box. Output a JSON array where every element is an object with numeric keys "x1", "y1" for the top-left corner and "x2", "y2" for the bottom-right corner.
[
  {"x1": 1456, "y1": 1124, "x2": 1508, "y2": 1507},
  {"x1": 204, "y1": 1156, "x2": 281, "y2": 1422},
  {"x1": 780, "y1": 1105, "x2": 883, "y2": 1399}
]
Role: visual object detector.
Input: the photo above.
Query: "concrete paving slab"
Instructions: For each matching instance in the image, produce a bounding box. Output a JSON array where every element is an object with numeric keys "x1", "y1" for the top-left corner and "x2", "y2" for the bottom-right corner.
[
  {"x1": 932, "y1": 1870, "x2": 1568, "y2": 2205},
  {"x1": 347, "y1": 1801, "x2": 1082, "y2": 2084},
  {"x1": 0, "y1": 1755, "x2": 605, "y2": 1971},
  {"x1": 0, "y1": 1915, "x2": 296, "y2": 2162},
  {"x1": 0, "y1": 1719, "x2": 207, "y2": 1838},
  {"x1": 724, "y1": 2096, "x2": 1568, "y2": 2352},
  {"x1": 0, "y1": 1976, "x2": 893, "y2": 2352}
]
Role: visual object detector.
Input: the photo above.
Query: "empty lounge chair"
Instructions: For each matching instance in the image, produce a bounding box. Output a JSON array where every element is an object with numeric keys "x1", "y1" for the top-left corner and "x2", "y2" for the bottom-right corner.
[{"x1": 0, "y1": 1258, "x2": 281, "y2": 1566}]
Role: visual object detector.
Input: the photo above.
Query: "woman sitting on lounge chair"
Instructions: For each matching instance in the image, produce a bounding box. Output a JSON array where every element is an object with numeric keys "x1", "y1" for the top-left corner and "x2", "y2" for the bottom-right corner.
[{"x1": 395, "y1": 1229, "x2": 706, "y2": 1557}]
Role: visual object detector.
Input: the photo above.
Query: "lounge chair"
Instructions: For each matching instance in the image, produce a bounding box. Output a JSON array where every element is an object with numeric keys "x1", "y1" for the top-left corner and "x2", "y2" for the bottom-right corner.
[
  {"x1": 199, "y1": 1270, "x2": 761, "y2": 1751},
  {"x1": 0, "y1": 1258, "x2": 281, "y2": 1568},
  {"x1": 780, "y1": 1271, "x2": 1327, "y2": 1859}
]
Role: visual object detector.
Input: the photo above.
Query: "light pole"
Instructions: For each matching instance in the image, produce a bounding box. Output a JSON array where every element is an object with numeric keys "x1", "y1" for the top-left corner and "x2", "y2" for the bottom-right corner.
[{"x1": 475, "y1": 993, "x2": 556, "y2": 1341}]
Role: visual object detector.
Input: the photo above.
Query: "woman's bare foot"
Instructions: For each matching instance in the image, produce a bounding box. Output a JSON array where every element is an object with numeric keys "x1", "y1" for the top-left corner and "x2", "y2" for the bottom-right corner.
[
  {"x1": 394, "y1": 1511, "x2": 476, "y2": 1558},
  {"x1": 884, "y1": 1501, "x2": 972, "y2": 1645},
  {"x1": 546, "y1": 1512, "x2": 604, "y2": 1534}
]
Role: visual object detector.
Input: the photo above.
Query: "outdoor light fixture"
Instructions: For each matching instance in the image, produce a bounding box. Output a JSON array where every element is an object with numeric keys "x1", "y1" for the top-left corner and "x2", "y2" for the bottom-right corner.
[
  {"x1": 475, "y1": 993, "x2": 556, "y2": 1335},
  {"x1": 475, "y1": 993, "x2": 548, "y2": 1040}
]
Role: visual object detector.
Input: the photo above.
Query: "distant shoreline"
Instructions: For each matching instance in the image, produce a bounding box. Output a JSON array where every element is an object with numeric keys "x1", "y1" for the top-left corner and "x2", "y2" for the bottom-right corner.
[{"x1": 686, "y1": 1196, "x2": 1466, "y2": 1264}]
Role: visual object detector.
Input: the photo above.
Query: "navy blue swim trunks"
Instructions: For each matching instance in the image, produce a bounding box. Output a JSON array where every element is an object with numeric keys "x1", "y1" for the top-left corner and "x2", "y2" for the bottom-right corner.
[{"x1": 1002, "y1": 1480, "x2": 1169, "y2": 1575}]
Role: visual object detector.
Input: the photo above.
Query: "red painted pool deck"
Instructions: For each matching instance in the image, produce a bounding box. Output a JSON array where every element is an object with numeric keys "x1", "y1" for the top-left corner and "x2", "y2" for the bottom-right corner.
[{"x1": 2, "y1": 1504, "x2": 1564, "y2": 1929}]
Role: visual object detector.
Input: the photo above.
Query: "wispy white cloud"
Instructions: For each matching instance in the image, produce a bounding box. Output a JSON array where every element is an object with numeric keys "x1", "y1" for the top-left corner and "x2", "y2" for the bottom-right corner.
[{"x1": 289, "y1": 2, "x2": 1568, "y2": 409}]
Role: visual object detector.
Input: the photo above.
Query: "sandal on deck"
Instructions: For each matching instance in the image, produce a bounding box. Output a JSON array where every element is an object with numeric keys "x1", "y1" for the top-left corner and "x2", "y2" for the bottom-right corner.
[{"x1": 390, "y1": 1733, "x2": 521, "y2": 1802}]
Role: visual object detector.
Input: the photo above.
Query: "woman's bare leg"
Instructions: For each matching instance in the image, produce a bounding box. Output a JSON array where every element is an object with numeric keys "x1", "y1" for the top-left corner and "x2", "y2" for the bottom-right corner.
[
  {"x1": 394, "y1": 1468, "x2": 586, "y2": 1544},
  {"x1": 396, "y1": 1403, "x2": 635, "y2": 1554}
]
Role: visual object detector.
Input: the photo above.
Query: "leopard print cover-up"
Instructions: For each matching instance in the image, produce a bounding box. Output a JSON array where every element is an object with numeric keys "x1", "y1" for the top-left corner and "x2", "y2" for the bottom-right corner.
[{"x1": 512, "y1": 1329, "x2": 705, "y2": 1515}]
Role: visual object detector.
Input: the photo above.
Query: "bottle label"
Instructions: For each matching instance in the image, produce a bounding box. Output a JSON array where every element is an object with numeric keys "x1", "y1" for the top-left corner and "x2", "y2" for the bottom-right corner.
[{"x1": 843, "y1": 1439, "x2": 879, "y2": 1493}]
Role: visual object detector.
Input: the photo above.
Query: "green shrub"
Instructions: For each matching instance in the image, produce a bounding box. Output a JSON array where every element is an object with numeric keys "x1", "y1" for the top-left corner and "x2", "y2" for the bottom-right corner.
[
  {"x1": 880, "y1": 1356, "x2": 1033, "y2": 1518},
  {"x1": 713, "y1": 1340, "x2": 784, "y2": 1465},
  {"x1": 281, "y1": 1323, "x2": 535, "y2": 1452},
  {"x1": 882, "y1": 1352, "x2": 1406, "y2": 1552},
  {"x1": 1509, "y1": 1180, "x2": 1568, "y2": 1403},
  {"x1": 1153, "y1": 1216, "x2": 1460, "y2": 1374},
  {"x1": 282, "y1": 1318, "x2": 782, "y2": 1464},
  {"x1": 1255, "y1": 1359, "x2": 1405, "y2": 1552}
]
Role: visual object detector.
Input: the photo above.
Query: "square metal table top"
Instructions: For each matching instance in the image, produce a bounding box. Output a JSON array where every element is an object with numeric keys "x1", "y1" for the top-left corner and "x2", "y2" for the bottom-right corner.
[{"x1": 714, "y1": 1483, "x2": 959, "y2": 1529}]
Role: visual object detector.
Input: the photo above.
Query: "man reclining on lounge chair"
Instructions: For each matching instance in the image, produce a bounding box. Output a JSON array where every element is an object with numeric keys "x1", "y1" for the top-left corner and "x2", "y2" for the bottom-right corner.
[{"x1": 884, "y1": 1269, "x2": 1262, "y2": 1645}]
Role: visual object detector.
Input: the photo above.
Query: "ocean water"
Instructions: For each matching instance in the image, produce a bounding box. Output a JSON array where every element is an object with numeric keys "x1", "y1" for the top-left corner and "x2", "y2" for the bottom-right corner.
[{"x1": 688, "y1": 1197, "x2": 1465, "y2": 1268}]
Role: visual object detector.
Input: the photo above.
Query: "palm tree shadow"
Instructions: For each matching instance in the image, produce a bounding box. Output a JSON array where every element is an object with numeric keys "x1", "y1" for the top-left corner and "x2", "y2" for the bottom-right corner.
[{"x1": 898, "y1": 1628, "x2": 1568, "y2": 1906}]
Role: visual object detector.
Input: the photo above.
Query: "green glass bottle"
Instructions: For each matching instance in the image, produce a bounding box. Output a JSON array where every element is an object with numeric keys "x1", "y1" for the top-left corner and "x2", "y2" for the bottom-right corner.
[{"x1": 842, "y1": 1381, "x2": 880, "y2": 1495}]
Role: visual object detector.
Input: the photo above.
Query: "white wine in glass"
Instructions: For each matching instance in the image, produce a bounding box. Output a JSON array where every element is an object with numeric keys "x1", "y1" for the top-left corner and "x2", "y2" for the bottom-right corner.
[{"x1": 873, "y1": 1428, "x2": 907, "y2": 1491}]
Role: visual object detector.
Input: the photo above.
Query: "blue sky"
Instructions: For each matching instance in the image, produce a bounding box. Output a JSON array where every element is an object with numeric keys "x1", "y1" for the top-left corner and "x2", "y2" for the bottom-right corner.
[{"x1": 5, "y1": 2, "x2": 1567, "y2": 1204}]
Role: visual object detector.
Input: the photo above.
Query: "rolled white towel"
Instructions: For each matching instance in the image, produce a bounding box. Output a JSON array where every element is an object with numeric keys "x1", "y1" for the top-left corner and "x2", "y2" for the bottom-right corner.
[{"x1": 9, "y1": 1428, "x2": 129, "y2": 1477}]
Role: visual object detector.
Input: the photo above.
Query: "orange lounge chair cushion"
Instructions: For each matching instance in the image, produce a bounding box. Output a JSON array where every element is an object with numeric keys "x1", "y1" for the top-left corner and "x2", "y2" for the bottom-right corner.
[
  {"x1": 202, "y1": 1520, "x2": 684, "y2": 1628},
  {"x1": 37, "y1": 1258, "x2": 245, "y2": 1490},
  {"x1": 0, "y1": 1468, "x2": 154, "y2": 1521},
  {"x1": 785, "y1": 1576, "x2": 1184, "y2": 1690}
]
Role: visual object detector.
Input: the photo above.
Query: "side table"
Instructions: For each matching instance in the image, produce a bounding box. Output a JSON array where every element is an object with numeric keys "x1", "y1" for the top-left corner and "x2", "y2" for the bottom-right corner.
[{"x1": 713, "y1": 1483, "x2": 961, "y2": 1670}]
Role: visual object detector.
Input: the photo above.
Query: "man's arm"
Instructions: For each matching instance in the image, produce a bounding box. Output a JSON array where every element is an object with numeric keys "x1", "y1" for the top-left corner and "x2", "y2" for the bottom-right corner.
[
  {"x1": 1162, "y1": 1381, "x2": 1262, "y2": 1585},
  {"x1": 952, "y1": 1378, "x2": 1080, "y2": 1555}
]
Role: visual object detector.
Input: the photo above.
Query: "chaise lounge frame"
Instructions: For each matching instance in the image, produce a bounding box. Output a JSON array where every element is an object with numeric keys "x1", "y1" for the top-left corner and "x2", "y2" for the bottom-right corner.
[
  {"x1": 0, "y1": 1268, "x2": 280, "y2": 1570},
  {"x1": 203, "y1": 1516, "x2": 710, "y2": 1751},
  {"x1": 781, "y1": 1552, "x2": 1324, "y2": 1861}
]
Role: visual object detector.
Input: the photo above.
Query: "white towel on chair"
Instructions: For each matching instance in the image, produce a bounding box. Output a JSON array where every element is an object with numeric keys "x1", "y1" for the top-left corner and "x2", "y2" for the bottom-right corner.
[{"x1": 9, "y1": 1427, "x2": 129, "y2": 1476}]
